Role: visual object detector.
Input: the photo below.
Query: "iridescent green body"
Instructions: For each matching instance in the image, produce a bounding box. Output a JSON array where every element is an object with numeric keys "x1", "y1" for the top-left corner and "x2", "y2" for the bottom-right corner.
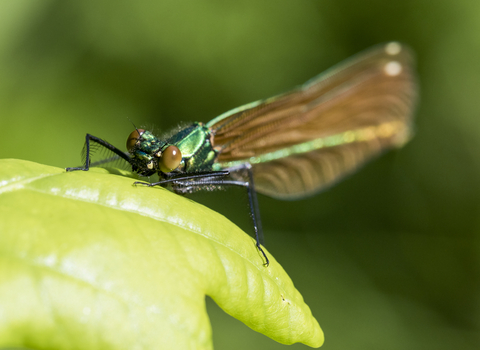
[
  {"x1": 172, "y1": 123, "x2": 217, "y2": 172},
  {"x1": 132, "y1": 101, "x2": 408, "y2": 179},
  {"x1": 115, "y1": 42, "x2": 415, "y2": 200},
  {"x1": 131, "y1": 122, "x2": 218, "y2": 176}
]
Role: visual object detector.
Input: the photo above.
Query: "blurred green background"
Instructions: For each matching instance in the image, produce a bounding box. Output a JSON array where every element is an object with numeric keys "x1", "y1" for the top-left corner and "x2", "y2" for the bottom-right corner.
[{"x1": 1, "y1": 0, "x2": 479, "y2": 349}]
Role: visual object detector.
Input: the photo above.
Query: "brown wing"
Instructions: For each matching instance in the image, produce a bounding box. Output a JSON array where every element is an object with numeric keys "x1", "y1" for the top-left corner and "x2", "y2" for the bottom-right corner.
[{"x1": 207, "y1": 42, "x2": 417, "y2": 199}]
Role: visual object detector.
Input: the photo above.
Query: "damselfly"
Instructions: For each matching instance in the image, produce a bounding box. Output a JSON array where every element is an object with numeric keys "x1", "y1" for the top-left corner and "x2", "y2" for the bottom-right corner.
[{"x1": 67, "y1": 42, "x2": 417, "y2": 266}]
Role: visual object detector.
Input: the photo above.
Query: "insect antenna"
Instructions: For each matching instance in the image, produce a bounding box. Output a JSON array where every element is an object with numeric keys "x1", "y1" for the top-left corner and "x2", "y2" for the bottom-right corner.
[{"x1": 127, "y1": 117, "x2": 143, "y2": 137}]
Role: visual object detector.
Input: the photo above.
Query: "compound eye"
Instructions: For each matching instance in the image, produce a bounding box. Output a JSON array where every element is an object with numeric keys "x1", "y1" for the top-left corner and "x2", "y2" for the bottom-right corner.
[
  {"x1": 159, "y1": 145, "x2": 182, "y2": 173},
  {"x1": 126, "y1": 129, "x2": 145, "y2": 151}
]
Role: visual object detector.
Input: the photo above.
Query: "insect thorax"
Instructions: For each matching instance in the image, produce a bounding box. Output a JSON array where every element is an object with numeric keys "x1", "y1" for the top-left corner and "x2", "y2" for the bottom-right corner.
[{"x1": 168, "y1": 122, "x2": 218, "y2": 173}]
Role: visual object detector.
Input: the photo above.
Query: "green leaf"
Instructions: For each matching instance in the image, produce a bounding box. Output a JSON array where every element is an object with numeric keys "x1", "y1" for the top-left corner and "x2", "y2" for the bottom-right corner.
[{"x1": 0, "y1": 159, "x2": 323, "y2": 349}]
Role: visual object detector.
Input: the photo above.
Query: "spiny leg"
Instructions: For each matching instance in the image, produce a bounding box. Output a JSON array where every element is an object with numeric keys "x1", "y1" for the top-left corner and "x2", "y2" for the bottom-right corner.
[
  {"x1": 244, "y1": 165, "x2": 268, "y2": 266},
  {"x1": 133, "y1": 170, "x2": 230, "y2": 187},
  {"x1": 66, "y1": 134, "x2": 133, "y2": 171},
  {"x1": 176, "y1": 178, "x2": 269, "y2": 266},
  {"x1": 156, "y1": 169, "x2": 269, "y2": 267}
]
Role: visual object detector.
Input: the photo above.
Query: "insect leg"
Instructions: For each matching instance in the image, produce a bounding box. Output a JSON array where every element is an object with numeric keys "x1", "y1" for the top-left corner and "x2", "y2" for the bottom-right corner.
[
  {"x1": 133, "y1": 170, "x2": 230, "y2": 187},
  {"x1": 171, "y1": 168, "x2": 269, "y2": 267},
  {"x1": 244, "y1": 163, "x2": 265, "y2": 251},
  {"x1": 66, "y1": 134, "x2": 133, "y2": 171}
]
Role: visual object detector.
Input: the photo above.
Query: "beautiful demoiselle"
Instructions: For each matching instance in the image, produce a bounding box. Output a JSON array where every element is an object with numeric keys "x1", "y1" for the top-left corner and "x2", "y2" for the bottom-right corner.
[{"x1": 67, "y1": 42, "x2": 417, "y2": 266}]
